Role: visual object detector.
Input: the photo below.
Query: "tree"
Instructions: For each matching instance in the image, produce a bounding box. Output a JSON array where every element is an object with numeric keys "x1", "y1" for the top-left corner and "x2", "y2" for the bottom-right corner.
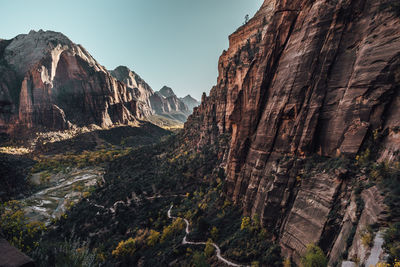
[
  {"x1": 301, "y1": 244, "x2": 328, "y2": 267},
  {"x1": 244, "y1": 14, "x2": 250, "y2": 24},
  {"x1": 0, "y1": 200, "x2": 46, "y2": 252},
  {"x1": 241, "y1": 217, "x2": 251, "y2": 230},
  {"x1": 146, "y1": 230, "x2": 160, "y2": 246},
  {"x1": 112, "y1": 237, "x2": 136, "y2": 258},
  {"x1": 204, "y1": 239, "x2": 215, "y2": 257},
  {"x1": 210, "y1": 226, "x2": 218, "y2": 240},
  {"x1": 192, "y1": 252, "x2": 209, "y2": 267}
]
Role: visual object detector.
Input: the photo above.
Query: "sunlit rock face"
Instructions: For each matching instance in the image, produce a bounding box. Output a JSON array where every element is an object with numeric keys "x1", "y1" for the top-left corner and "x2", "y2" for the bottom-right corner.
[
  {"x1": 110, "y1": 66, "x2": 155, "y2": 118},
  {"x1": 184, "y1": 0, "x2": 400, "y2": 262},
  {"x1": 110, "y1": 67, "x2": 194, "y2": 123},
  {"x1": 0, "y1": 30, "x2": 148, "y2": 137}
]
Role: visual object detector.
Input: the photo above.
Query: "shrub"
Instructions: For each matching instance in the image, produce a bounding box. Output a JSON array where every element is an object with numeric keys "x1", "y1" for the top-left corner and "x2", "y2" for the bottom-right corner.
[
  {"x1": 31, "y1": 236, "x2": 97, "y2": 267},
  {"x1": 112, "y1": 237, "x2": 136, "y2": 258},
  {"x1": 146, "y1": 230, "x2": 160, "y2": 246},
  {"x1": 0, "y1": 200, "x2": 46, "y2": 252},
  {"x1": 204, "y1": 239, "x2": 215, "y2": 257},
  {"x1": 284, "y1": 257, "x2": 292, "y2": 267},
  {"x1": 192, "y1": 251, "x2": 209, "y2": 267},
  {"x1": 241, "y1": 216, "x2": 251, "y2": 230},
  {"x1": 301, "y1": 244, "x2": 328, "y2": 267},
  {"x1": 160, "y1": 217, "x2": 185, "y2": 243},
  {"x1": 383, "y1": 223, "x2": 400, "y2": 264},
  {"x1": 210, "y1": 226, "x2": 218, "y2": 240},
  {"x1": 361, "y1": 227, "x2": 374, "y2": 248}
]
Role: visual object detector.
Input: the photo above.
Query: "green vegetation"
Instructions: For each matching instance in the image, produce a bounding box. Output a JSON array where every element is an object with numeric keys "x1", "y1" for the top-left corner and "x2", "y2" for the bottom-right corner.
[
  {"x1": 31, "y1": 147, "x2": 132, "y2": 174},
  {"x1": 204, "y1": 239, "x2": 215, "y2": 257},
  {"x1": 352, "y1": 127, "x2": 400, "y2": 265},
  {"x1": 192, "y1": 251, "x2": 209, "y2": 267},
  {"x1": 383, "y1": 223, "x2": 400, "y2": 264},
  {"x1": 0, "y1": 200, "x2": 46, "y2": 252},
  {"x1": 22, "y1": 130, "x2": 282, "y2": 266},
  {"x1": 300, "y1": 244, "x2": 328, "y2": 267},
  {"x1": 361, "y1": 226, "x2": 375, "y2": 248},
  {"x1": 31, "y1": 235, "x2": 99, "y2": 267}
]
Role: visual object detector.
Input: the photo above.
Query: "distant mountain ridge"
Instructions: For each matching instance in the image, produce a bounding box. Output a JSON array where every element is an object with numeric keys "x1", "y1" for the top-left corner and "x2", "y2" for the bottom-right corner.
[
  {"x1": 110, "y1": 68, "x2": 196, "y2": 123},
  {"x1": 180, "y1": 94, "x2": 200, "y2": 111},
  {"x1": 0, "y1": 30, "x2": 199, "y2": 137}
]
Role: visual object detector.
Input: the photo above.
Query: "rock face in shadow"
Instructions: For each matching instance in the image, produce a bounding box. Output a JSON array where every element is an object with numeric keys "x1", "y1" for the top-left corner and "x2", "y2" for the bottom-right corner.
[
  {"x1": 0, "y1": 238, "x2": 35, "y2": 267},
  {"x1": 110, "y1": 66, "x2": 155, "y2": 118},
  {"x1": 184, "y1": 0, "x2": 400, "y2": 262},
  {"x1": 0, "y1": 30, "x2": 149, "y2": 137},
  {"x1": 110, "y1": 68, "x2": 194, "y2": 123}
]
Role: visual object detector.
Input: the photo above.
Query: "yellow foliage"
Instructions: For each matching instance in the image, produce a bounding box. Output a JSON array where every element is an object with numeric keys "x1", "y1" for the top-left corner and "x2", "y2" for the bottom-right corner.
[
  {"x1": 204, "y1": 239, "x2": 215, "y2": 257},
  {"x1": 210, "y1": 226, "x2": 218, "y2": 240},
  {"x1": 0, "y1": 201, "x2": 46, "y2": 252},
  {"x1": 241, "y1": 217, "x2": 251, "y2": 230},
  {"x1": 146, "y1": 230, "x2": 160, "y2": 246},
  {"x1": 361, "y1": 227, "x2": 374, "y2": 248},
  {"x1": 284, "y1": 257, "x2": 291, "y2": 267},
  {"x1": 160, "y1": 218, "x2": 185, "y2": 243},
  {"x1": 112, "y1": 237, "x2": 136, "y2": 258},
  {"x1": 374, "y1": 259, "x2": 400, "y2": 267}
]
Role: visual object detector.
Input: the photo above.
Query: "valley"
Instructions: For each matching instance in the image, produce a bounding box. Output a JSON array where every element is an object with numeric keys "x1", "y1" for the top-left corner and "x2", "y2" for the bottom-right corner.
[{"x1": 1, "y1": 0, "x2": 400, "y2": 266}]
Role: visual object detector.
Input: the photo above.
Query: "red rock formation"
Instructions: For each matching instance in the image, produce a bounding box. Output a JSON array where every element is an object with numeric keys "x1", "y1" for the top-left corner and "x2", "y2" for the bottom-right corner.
[
  {"x1": 110, "y1": 68, "x2": 193, "y2": 123},
  {"x1": 0, "y1": 30, "x2": 149, "y2": 137},
  {"x1": 184, "y1": 0, "x2": 400, "y2": 262}
]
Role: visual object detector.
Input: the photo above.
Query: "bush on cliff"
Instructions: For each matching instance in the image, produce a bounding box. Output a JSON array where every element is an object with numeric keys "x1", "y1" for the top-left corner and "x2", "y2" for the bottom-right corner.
[{"x1": 301, "y1": 244, "x2": 328, "y2": 267}]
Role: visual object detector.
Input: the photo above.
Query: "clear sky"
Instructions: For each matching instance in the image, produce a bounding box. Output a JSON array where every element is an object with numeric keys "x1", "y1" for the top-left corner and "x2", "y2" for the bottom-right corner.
[{"x1": 0, "y1": 0, "x2": 263, "y2": 100}]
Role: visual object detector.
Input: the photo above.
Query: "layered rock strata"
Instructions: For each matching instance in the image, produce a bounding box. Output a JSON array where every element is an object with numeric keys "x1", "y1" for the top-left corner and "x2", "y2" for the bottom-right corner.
[{"x1": 184, "y1": 0, "x2": 400, "y2": 262}]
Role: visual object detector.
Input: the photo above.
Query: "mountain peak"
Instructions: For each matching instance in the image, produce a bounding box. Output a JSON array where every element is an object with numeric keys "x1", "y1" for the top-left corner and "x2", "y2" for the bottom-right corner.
[
  {"x1": 158, "y1": 86, "x2": 176, "y2": 98},
  {"x1": 180, "y1": 94, "x2": 200, "y2": 111},
  {"x1": 183, "y1": 95, "x2": 195, "y2": 101},
  {"x1": 4, "y1": 30, "x2": 75, "y2": 76}
]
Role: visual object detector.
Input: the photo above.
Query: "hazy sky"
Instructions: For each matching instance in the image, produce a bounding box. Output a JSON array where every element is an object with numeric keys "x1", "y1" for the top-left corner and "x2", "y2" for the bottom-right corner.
[{"x1": 0, "y1": 0, "x2": 263, "y2": 100}]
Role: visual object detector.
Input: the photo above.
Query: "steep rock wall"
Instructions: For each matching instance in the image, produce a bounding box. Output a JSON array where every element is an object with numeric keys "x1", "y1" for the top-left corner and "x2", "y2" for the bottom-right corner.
[
  {"x1": 0, "y1": 30, "x2": 149, "y2": 137},
  {"x1": 184, "y1": 0, "x2": 400, "y2": 262}
]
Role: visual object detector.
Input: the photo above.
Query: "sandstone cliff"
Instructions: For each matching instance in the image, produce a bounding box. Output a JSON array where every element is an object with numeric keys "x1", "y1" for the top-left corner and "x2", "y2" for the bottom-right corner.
[
  {"x1": 184, "y1": 0, "x2": 400, "y2": 263},
  {"x1": 0, "y1": 30, "x2": 150, "y2": 137},
  {"x1": 109, "y1": 66, "x2": 194, "y2": 123}
]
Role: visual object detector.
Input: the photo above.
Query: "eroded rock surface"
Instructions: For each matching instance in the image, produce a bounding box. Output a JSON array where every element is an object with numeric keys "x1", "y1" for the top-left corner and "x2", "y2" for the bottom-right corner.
[
  {"x1": 0, "y1": 30, "x2": 150, "y2": 137},
  {"x1": 184, "y1": 0, "x2": 400, "y2": 263},
  {"x1": 110, "y1": 68, "x2": 194, "y2": 123}
]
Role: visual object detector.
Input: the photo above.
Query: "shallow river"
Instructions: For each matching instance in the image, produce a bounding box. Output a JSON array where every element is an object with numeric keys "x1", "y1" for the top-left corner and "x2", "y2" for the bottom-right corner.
[{"x1": 22, "y1": 167, "x2": 104, "y2": 224}]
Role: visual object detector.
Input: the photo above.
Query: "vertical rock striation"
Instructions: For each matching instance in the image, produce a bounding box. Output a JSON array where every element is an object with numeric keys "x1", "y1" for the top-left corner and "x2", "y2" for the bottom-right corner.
[
  {"x1": 0, "y1": 30, "x2": 149, "y2": 137},
  {"x1": 109, "y1": 66, "x2": 194, "y2": 123},
  {"x1": 184, "y1": 0, "x2": 400, "y2": 262}
]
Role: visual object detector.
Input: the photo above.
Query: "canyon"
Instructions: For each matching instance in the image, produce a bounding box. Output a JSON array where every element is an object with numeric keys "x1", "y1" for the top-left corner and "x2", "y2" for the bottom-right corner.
[{"x1": 0, "y1": 0, "x2": 399, "y2": 266}]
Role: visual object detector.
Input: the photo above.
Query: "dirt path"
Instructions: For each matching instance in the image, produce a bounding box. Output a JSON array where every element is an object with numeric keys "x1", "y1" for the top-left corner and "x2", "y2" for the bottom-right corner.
[{"x1": 168, "y1": 204, "x2": 249, "y2": 267}]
